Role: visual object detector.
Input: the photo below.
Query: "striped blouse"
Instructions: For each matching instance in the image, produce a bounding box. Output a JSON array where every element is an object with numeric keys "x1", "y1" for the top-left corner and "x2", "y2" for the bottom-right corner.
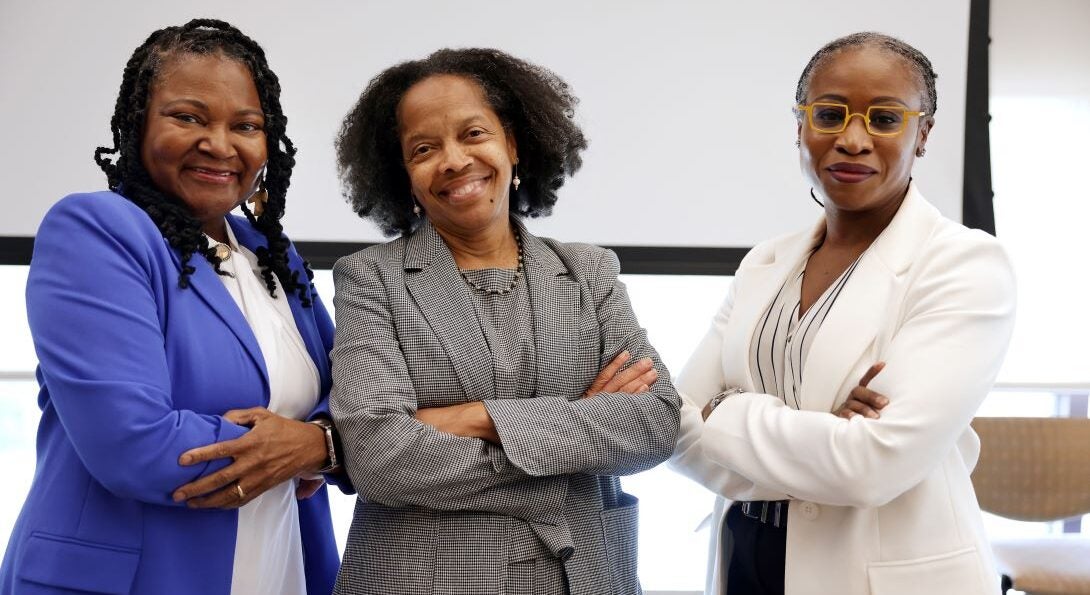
[{"x1": 749, "y1": 250, "x2": 865, "y2": 409}]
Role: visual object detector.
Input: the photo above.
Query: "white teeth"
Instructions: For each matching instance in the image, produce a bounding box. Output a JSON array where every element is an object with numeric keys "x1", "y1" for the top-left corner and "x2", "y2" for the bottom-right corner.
[
  {"x1": 195, "y1": 168, "x2": 232, "y2": 177},
  {"x1": 447, "y1": 179, "x2": 485, "y2": 198}
]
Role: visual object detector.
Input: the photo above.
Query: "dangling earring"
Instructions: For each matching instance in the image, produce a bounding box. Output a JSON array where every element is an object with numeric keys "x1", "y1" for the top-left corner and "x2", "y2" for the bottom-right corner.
[
  {"x1": 916, "y1": 147, "x2": 926, "y2": 157},
  {"x1": 248, "y1": 179, "x2": 268, "y2": 217},
  {"x1": 411, "y1": 196, "x2": 421, "y2": 217},
  {"x1": 795, "y1": 139, "x2": 801, "y2": 148},
  {"x1": 512, "y1": 163, "x2": 521, "y2": 191},
  {"x1": 810, "y1": 188, "x2": 825, "y2": 208}
]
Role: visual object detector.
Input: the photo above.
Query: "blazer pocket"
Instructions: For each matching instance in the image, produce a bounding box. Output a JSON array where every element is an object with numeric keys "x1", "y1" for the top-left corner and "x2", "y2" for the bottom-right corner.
[
  {"x1": 16, "y1": 531, "x2": 140, "y2": 594},
  {"x1": 867, "y1": 546, "x2": 992, "y2": 595},
  {"x1": 600, "y1": 492, "x2": 640, "y2": 595}
]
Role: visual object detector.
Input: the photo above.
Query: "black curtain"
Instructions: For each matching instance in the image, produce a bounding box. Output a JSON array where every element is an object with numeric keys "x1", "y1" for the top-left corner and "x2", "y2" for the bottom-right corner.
[{"x1": 963, "y1": 0, "x2": 996, "y2": 235}]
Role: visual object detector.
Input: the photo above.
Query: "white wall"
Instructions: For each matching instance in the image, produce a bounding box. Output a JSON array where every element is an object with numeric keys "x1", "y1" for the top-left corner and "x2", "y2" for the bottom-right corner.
[{"x1": 0, "y1": 0, "x2": 969, "y2": 246}]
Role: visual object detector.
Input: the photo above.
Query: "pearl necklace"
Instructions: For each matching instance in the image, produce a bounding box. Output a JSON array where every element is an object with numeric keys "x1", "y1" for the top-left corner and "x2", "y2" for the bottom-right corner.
[{"x1": 459, "y1": 230, "x2": 524, "y2": 295}]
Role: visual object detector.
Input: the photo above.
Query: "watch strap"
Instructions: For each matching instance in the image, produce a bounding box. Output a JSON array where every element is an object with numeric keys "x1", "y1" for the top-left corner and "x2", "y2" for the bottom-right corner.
[{"x1": 307, "y1": 418, "x2": 339, "y2": 474}]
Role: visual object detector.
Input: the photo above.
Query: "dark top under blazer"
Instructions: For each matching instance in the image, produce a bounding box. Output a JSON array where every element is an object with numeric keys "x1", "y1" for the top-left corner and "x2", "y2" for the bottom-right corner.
[
  {"x1": 0, "y1": 192, "x2": 342, "y2": 595},
  {"x1": 330, "y1": 219, "x2": 681, "y2": 595}
]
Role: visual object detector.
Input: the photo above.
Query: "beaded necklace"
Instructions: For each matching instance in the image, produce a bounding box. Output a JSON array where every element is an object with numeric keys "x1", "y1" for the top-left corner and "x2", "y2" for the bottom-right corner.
[{"x1": 459, "y1": 229, "x2": 524, "y2": 295}]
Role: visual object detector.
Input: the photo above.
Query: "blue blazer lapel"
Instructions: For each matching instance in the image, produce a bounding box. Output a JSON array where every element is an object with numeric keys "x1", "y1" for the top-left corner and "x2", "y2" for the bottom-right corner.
[
  {"x1": 228, "y1": 217, "x2": 331, "y2": 392},
  {"x1": 517, "y1": 220, "x2": 581, "y2": 400},
  {"x1": 403, "y1": 220, "x2": 496, "y2": 401},
  {"x1": 165, "y1": 233, "x2": 269, "y2": 394}
]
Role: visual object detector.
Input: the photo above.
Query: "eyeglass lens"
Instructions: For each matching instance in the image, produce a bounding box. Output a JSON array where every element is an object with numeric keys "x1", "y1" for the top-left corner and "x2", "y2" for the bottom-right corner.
[{"x1": 810, "y1": 104, "x2": 905, "y2": 134}]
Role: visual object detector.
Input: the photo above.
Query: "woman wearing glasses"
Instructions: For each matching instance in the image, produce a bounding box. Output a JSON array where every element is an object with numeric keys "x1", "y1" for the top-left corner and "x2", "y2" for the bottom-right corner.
[{"x1": 670, "y1": 33, "x2": 1015, "y2": 595}]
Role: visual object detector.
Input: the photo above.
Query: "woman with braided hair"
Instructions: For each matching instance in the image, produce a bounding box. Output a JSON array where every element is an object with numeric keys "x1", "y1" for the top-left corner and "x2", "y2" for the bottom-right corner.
[
  {"x1": 670, "y1": 32, "x2": 1015, "y2": 595},
  {"x1": 0, "y1": 19, "x2": 342, "y2": 595}
]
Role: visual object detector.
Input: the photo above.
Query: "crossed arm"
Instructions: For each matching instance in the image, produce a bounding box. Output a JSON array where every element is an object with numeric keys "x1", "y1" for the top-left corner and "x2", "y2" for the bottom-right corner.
[
  {"x1": 28, "y1": 197, "x2": 251, "y2": 506},
  {"x1": 671, "y1": 238, "x2": 1015, "y2": 507},
  {"x1": 32, "y1": 196, "x2": 344, "y2": 510},
  {"x1": 329, "y1": 249, "x2": 680, "y2": 515},
  {"x1": 415, "y1": 350, "x2": 658, "y2": 444},
  {"x1": 171, "y1": 296, "x2": 351, "y2": 509}
]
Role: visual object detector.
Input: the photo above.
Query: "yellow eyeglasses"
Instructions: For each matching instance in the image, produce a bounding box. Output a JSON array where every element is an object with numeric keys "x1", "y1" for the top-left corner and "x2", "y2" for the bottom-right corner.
[{"x1": 796, "y1": 102, "x2": 928, "y2": 137}]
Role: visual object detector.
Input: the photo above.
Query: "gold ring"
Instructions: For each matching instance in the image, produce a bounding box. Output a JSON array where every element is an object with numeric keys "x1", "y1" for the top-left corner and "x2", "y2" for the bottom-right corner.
[{"x1": 235, "y1": 483, "x2": 245, "y2": 500}]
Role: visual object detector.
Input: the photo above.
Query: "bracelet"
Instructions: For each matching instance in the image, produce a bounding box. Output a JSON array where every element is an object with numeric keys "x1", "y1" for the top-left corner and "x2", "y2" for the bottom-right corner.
[
  {"x1": 307, "y1": 418, "x2": 340, "y2": 474},
  {"x1": 707, "y1": 387, "x2": 746, "y2": 414}
]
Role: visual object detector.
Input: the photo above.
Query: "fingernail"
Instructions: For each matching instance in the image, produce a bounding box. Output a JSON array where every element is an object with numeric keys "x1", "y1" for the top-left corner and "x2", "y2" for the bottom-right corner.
[
  {"x1": 878, "y1": 398, "x2": 889, "y2": 406},
  {"x1": 179, "y1": 455, "x2": 191, "y2": 465},
  {"x1": 867, "y1": 411, "x2": 879, "y2": 419},
  {"x1": 173, "y1": 491, "x2": 185, "y2": 502}
]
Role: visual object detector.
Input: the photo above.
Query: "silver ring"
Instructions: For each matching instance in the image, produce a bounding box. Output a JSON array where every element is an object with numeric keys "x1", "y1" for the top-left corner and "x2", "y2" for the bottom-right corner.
[{"x1": 235, "y1": 483, "x2": 245, "y2": 500}]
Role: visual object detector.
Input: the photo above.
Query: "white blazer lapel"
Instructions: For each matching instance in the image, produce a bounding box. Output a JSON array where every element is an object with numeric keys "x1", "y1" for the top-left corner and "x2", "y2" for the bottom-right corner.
[
  {"x1": 799, "y1": 255, "x2": 893, "y2": 412},
  {"x1": 726, "y1": 224, "x2": 823, "y2": 391},
  {"x1": 800, "y1": 184, "x2": 939, "y2": 413}
]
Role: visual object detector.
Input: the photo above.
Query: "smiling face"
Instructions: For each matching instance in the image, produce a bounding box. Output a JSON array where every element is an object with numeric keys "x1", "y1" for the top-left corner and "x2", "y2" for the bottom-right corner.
[
  {"x1": 141, "y1": 53, "x2": 267, "y2": 238},
  {"x1": 397, "y1": 74, "x2": 518, "y2": 239},
  {"x1": 799, "y1": 45, "x2": 933, "y2": 215}
]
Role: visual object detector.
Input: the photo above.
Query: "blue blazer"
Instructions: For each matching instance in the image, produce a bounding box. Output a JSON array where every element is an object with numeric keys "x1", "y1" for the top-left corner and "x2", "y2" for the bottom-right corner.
[{"x1": 0, "y1": 192, "x2": 341, "y2": 595}]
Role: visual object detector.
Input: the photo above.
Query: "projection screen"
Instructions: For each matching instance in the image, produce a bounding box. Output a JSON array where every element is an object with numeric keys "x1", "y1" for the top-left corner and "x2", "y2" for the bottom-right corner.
[{"x1": 0, "y1": 0, "x2": 970, "y2": 259}]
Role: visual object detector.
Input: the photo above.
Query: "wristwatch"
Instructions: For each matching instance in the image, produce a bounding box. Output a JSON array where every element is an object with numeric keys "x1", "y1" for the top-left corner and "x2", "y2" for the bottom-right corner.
[
  {"x1": 707, "y1": 387, "x2": 746, "y2": 414},
  {"x1": 307, "y1": 417, "x2": 341, "y2": 474}
]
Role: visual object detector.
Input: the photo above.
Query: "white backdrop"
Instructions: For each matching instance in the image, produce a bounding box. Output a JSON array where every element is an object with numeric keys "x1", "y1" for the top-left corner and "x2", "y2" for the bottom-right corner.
[{"x1": 0, "y1": 0, "x2": 969, "y2": 247}]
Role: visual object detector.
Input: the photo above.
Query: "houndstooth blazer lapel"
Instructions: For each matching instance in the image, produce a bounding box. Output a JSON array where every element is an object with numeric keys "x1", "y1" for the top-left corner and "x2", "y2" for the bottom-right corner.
[
  {"x1": 516, "y1": 219, "x2": 584, "y2": 401},
  {"x1": 403, "y1": 219, "x2": 497, "y2": 402}
]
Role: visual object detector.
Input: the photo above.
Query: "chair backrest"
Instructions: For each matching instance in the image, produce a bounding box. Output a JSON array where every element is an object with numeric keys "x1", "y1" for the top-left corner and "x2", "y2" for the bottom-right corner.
[{"x1": 970, "y1": 417, "x2": 1090, "y2": 522}]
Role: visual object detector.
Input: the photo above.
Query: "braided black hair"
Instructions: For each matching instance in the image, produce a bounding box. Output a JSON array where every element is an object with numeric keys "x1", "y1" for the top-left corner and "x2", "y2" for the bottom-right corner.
[
  {"x1": 94, "y1": 18, "x2": 315, "y2": 305},
  {"x1": 336, "y1": 48, "x2": 588, "y2": 236},
  {"x1": 795, "y1": 32, "x2": 939, "y2": 116}
]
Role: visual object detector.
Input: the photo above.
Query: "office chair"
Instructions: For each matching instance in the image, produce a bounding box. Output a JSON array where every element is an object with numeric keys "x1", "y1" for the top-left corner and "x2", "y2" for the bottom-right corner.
[{"x1": 971, "y1": 417, "x2": 1090, "y2": 595}]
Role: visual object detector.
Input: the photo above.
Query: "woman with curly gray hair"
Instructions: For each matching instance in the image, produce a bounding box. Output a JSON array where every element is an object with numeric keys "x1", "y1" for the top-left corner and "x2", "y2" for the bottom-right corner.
[{"x1": 329, "y1": 48, "x2": 681, "y2": 595}]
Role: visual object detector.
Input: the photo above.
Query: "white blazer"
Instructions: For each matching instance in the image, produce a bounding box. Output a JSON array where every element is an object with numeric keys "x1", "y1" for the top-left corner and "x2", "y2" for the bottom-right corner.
[{"x1": 669, "y1": 185, "x2": 1016, "y2": 595}]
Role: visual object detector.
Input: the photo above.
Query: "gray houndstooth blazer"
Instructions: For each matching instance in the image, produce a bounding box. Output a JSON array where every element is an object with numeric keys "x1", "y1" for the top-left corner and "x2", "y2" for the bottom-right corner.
[{"x1": 329, "y1": 218, "x2": 681, "y2": 595}]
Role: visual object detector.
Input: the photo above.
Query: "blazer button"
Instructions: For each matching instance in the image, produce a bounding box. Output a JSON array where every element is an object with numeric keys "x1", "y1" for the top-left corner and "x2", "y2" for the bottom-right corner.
[{"x1": 799, "y1": 501, "x2": 821, "y2": 521}]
